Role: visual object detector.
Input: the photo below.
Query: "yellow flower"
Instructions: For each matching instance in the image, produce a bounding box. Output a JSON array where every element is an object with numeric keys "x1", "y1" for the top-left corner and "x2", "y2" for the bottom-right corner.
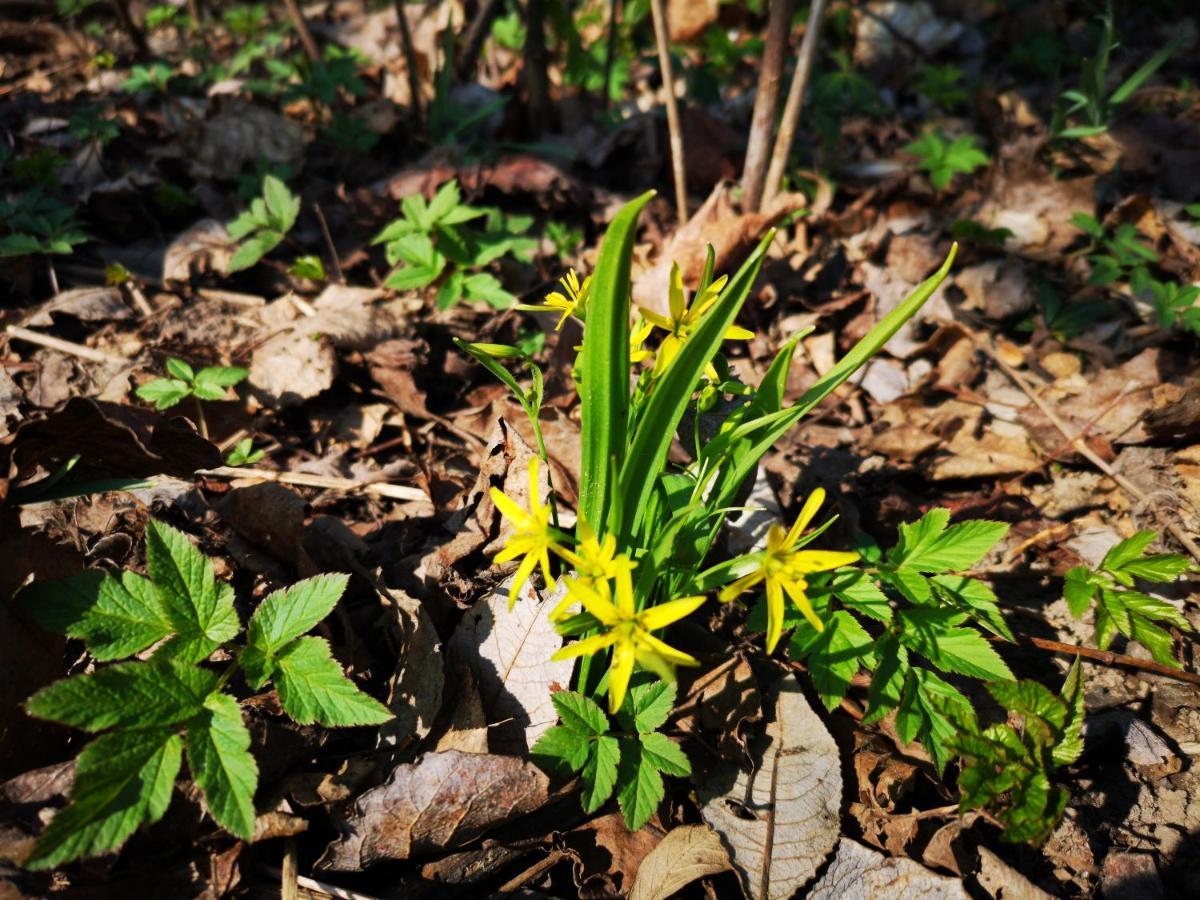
[
  {"x1": 552, "y1": 569, "x2": 703, "y2": 714},
  {"x1": 522, "y1": 269, "x2": 591, "y2": 330},
  {"x1": 490, "y1": 457, "x2": 562, "y2": 609},
  {"x1": 629, "y1": 316, "x2": 654, "y2": 365},
  {"x1": 641, "y1": 263, "x2": 753, "y2": 378},
  {"x1": 548, "y1": 518, "x2": 634, "y2": 622},
  {"x1": 718, "y1": 488, "x2": 860, "y2": 653}
]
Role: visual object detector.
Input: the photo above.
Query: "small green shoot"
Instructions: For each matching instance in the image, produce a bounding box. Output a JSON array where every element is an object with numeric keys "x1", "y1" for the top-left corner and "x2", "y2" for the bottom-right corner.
[
  {"x1": 905, "y1": 131, "x2": 990, "y2": 191},
  {"x1": 226, "y1": 175, "x2": 299, "y2": 273},
  {"x1": 225, "y1": 438, "x2": 266, "y2": 467},
  {"x1": 19, "y1": 522, "x2": 391, "y2": 868},
  {"x1": 136, "y1": 357, "x2": 249, "y2": 411}
]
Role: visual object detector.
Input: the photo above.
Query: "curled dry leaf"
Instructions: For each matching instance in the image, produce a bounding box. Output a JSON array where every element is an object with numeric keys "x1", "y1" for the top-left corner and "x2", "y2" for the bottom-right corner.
[
  {"x1": 808, "y1": 838, "x2": 969, "y2": 900},
  {"x1": 699, "y1": 679, "x2": 842, "y2": 899},
  {"x1": 380, "y1": 587, "x2": 444, "y2": 749},
  {"x1": 448, "y1": 578, "x2": 574, "y2": 754},
  {"x1": 23, "y1": 286, "x2": 130, "y2": 327},
  {"x1": 632, "y1": 182, "x2": 811, "y2": 317},
  {"x1": 629, "y1": 824, "x2": 731, "y2": 900},
  {"x1": 674, "y1": 654, "x2": 762, "y2": 760},
  {"x1": 318, "y1": 750, "x2": 550, "y2": 870},
  {"x1": 562, "y1": 812, "x2": 664, "y2": 897},
  {"x1": 162, "y1": 219, "x2": 236, "y2": 283}
]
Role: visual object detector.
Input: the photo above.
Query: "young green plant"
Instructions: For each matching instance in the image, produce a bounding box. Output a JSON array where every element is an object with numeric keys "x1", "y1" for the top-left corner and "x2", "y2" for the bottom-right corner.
[{"x1": 135, "y1": 357, "x2": 248, "y2": 438}]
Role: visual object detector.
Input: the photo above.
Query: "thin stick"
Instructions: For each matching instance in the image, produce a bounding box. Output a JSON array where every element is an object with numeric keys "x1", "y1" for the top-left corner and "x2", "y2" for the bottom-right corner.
[
  {"x1": 972, "y1": 332, "x2": 1200, "y2": 565},
  {"x1": 524, "y1": 0, "x2": 551, "y2": 135},
  {"x1": 109, "y1": 0, "x2": 149, "y2": 56},
  {"x1": 262, "y1": 867, "x2": 380, "y2": 900},
  {"x1": 393, "y1": 0, "x2": 423, "y2": 126},
  {"x1": 312, "y1": 202, "x2": 345, "y2": 284},
  {"x1": 762, "y1": 0, "x2": 828, "y2": 207},
  {"x1": 498, "y1": 850, "x2": 564, "y2": 893},
  {"x1": 648, "y1": 0, "x2": 688, "y2": 224},
  {"x1": 1024, "y1": 636, "x2": 1200, "y2": 687},
  {"x1": 457, "y1": 0, "x2": 505, "y2": 81},
  {"x1": 741, "y1": 0, "x2": 797, "y2": 212},
  {"x1": 601, "y1": 0, "x2": 619, "y2": 112},
  {"x1": 281, "y1": 838, "x2": 299, "y2": 900},
  {"x1": 196, "y1": 466, "x2": 429, "y2": 502},
  {"x1": 192, "y1": 395, "x2": 209, "y2": 440},
  {"x1": 5, "y1": 325, "x2": 127, "y2": 365},
  {"x1": 283, "y1": 0, "x2": 321, "y2": 62}
]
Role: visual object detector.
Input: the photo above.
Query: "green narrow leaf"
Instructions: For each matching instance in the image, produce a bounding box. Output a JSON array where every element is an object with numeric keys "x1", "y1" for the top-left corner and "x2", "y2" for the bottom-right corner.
[
  {"x1": 272, "y1": 636, "x2": 392, "y2": 727},
  {"x1": 186, "y1": 692, "x2": 258, "y2": 840},
  {"x1": 582, "y1": 734, "x2": 620, "y2": 813},
  {"x1": 25, "y1": 728, "x2": 183, "y2": 870},
  {"x1": 619, "y1": 229, "x2": 774, "y2": 540},
  {"x1": 579, "y1": 190, "x2": 655, "y2": 535}
]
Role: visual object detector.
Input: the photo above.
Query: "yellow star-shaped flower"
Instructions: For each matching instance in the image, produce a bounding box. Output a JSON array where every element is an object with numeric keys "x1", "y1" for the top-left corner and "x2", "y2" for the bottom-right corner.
[
  {"x1": 718, "y1": 488, "x2": 860, "y2": 653},
  {"x1": 640, "y1": 263, "x2": 753, "y2": 378},
  {"x1": 553, "y1": 567, "x2": 703, "y2": 714},
  {"x1": 520, "y1": 269, "x2": 591, "y2": 330},
  {"x1": 548, "y1": 518, "x2": 635, "y2": 622},
  {"x1": 490, "y1": 457, "x2": 562, "y2": 609}
]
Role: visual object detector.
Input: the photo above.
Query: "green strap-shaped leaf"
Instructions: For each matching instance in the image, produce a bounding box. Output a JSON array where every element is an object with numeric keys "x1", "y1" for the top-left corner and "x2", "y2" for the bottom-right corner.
[
  {"x1": 619, "y1": 230, "x2": 774, "y2": 541},
  {"x1": 706, "y1": 245, "x2": 958, "y2": 519},
  {"x1": 578, "y1": 190, "x2": 655, "y2": 536}
]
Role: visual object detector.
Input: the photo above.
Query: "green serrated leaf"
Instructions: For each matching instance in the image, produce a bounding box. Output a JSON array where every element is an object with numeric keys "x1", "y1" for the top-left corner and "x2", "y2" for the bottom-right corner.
[
  {"x1": 1101, "y1": 531, "x2": 1157, "y2": 572},
  {"x1": 831, "y1": 570, "x2": 893, "y2": 623},
  {"x1": 1063, "y1": 566, "x2": 1097, "y2": 618},
  {"x1": 25, "y1": 728, "x2": 183, "y2": 870},
  {"x1": 273, "y1": 636, "x2": 392, "y2": 727},
  {"x1": 893, "y1": 509, "x2": 950, "y2": 565},
  {"x1": 552, "y1": 690, "x2": 610, "y2": 737},
  {"x1": 145, "y1": 521, "x2": 240, "y2": 663},
  {"x1": 616, "y1": 737, "x2": 666, "y2": 831},
  {"x1": 26, "y1": 658, "x2": 218, "y2": 732},
  {"x1": 1120, "y1": 553, "x2": 1191, "y2": 583},
  {"x1": 901, "y1": 520, "x2": 1008, "y2": 572},
  {"x1": 135, "y1": 378, "x2": 192, "y2": 409},
  {"x1": 639, "y1": 730, "x2": 690, "y2": 776},
  {"x1": 194, "y1": 366, "x2": 249, "y2": 390},
  {"x1": 246, "y1": 574, "x2": 349, "y2": 661},
  {"x1": 931, "y1": 574, "x2": 1014, "y2": 640},
  {"x1": 165, "y1": 358, "x2": 195, "y2": 381},
  {"x1": 791, "y1": 610, "x2": 873, "y2": 711},
  {"x1": 1053, "y1": 657, "x2": 1085, "y2": 767},
  {"x1": 898, "y1": 608, "x2": 1014, "y2": 681},
  {"x1": 627, "y1": 680, "x2": 675, "y2": 734},
  {"x1": 863, "y1": 635, "x2": 909, "y2": 724},
  {"x1": 582, "y1": 734, "x2": 620, "y2": 813},
  {"x1": 186, "y1": 692, "x2": 258, "y2": 839},
  {"x1": 532, "y1": 725, "x2": 591, "y2": 777},
  {"x1": 895, "y1": 672, "x2": 922, "y2": 745}
]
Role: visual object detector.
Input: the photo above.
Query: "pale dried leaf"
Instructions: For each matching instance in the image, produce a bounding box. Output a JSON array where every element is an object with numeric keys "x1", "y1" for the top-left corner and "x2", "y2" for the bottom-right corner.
[
  {"x1": 381, "y1": 588, "x2": 444, "y2": 747},
  {"x1": 630, "y1": 824, "x2": 731, "y2": 900},
  {"x1": 248, "y1": 330, "x2": 337, "y2": 407},
  {"x1": 808, "y1": 838, "x2": 969, "y2": 899},
  {"x1": 448, "y1": 578, "x2": 574, "y2": 754},
  {"x1": 699, "y1": 679, "x2": 842, "y2": 899}
]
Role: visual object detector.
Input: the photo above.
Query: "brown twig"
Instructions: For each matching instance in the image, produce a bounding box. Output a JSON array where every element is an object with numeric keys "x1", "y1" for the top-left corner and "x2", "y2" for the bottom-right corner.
[
  {"x1": 601, "y1": 0, "x2": 620, "y2": 112},
  {"x1": 312, "y1": 202, "x2": 345, "y2": 284},
  {"x1": 498, "y1": 850, "x2": 565, "y2": 893},
  {"x1": 393, "y1": 0, "x2": 424, "y2": 127},
  {"x1": 741, "y1": 0, "x2": 796, "y2": 212},
  {"x1": 648, "y1": 0, "x2": 688, "y2": 224},
  {"x1": 762, "y1": 0, "x2": 828, "y2": 207},
  {"x1": 457, "y1": 0, "x2": 505, "y2": 81},
  {"x1": 972, "y1": 331, "x2": 1200, "y2": 566},
  {"x1": 5, "y1": 325, "x2": 127, "y2": 366},
  {"x1": 109, "y1": 0, "x2": 149, "y2": 56},
  {"x1": 524, "y1": 0, "x2": 551, "y2": 135},
  {"x1": 283, "y1": 0, "x2": 321, "y2": 62},
  {"x1": 1023, "y1": 636, "x2": 1200, "y2": 687}
]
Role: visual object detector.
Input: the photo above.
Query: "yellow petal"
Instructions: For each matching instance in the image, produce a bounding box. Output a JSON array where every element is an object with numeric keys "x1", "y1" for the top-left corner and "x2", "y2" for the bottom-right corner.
[
  {"x1": 789, "y1": 550, "x2": 861, "y2": 574},
  {"x1": 637, "y1": 630, "x2": 699, "y2": 667},
  {"x1": 724, "y1": 325, "x2": 755, "y2": 340},
  {"x1": 490, "y1": 487, "x2": 529, "y2": 525},
  {"x1": 538, "y1": 549, "x2": 556, "y2": 588},
  {"x1": 526, "y1": 457, "x2": 541, "y2": 512},
  {"x1": 552, "y1": 630, "x2": 619, "y2": 660},
  {"x1": 509, "y1": 553, "x2": 539, "y2": 609},
  {"x1": 639, "y1": 594, "x2": 705, "y2": 630},
  {"x1": 608, "y1": 640, "x2": 636, "y2": 714},
  {"x1": 668, "y1": 263, "x2": 685, "y2": 324},
  {"x1": 718, "y1": 570, "x2": 765, "y2": 603},
  {"x1": 633, "y1": 647, "x2": 675, "y2": 681},
  {"x1": 566, "y1": 577, "x2": 621, "y2": 625},
  {"x1": 764, "y1": 579, "x2": 785, "y2": 653},
  {"x1": 641, "y1": 309, "x2": 673, "y2": 331},
  {"x1": 613, "y1": 566, "x2": 637, "y2": 618},
  {"x1": 785, "y1": 487, "x2": 827, "y2": 547},
  {"x1": 781, "y1": 577, "x2": 825, "y2": 632}
]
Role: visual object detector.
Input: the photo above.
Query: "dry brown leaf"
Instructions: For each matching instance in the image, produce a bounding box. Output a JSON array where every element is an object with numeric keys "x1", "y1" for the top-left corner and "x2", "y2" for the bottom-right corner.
[
  {"x1": 956, "y1": 260, "x2": 1033, "y2": 320},
  {"x1": 563, "y1": 812, "x2": 664, "y2": 897},
  {"x1": 699, "y1": 679, "x2": 841, "y2": 899},
  {"x1": 162, "y1": 219, "x2": 235, "y2": 283},
  {"x1": 675, "y1": 654, "x2": 762, "y2": 759},
  {"x1": 668, "y1": 0, "x2": 719, "y2": 42},
  {"x1": 185, "y1": 100, "x2": 308, "y2": 182},
  {"x1": 632, "y1": 182, "x2": 809, "y2": 317},
  {"x1": 448, "y1": 578, "x2": 574, "y2": 754},
  {"x1": 381, "y1": 587, "x2": 444, "y2": 748},
  {"x1": 248, "y1": 330, "x2": 337, "y2": 408},
  {"x1": 319, "y1": 750, "x2": 549, "y2": 869},
  {"x1": 434, "y1": 663, "x2": 490, "y2": 754},
  {"x1": 629, "y1": 824, "x2": 731, "y2": 900},
  {"x1": 975, "y1": 846, "x2": 1053, "y2": 899},
  {"x1": 22, "y1": 286, "x2": 130, "y2": 327},
  {"x1": 807, "y1": 838, "x2": 969, "y2": 899}
]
